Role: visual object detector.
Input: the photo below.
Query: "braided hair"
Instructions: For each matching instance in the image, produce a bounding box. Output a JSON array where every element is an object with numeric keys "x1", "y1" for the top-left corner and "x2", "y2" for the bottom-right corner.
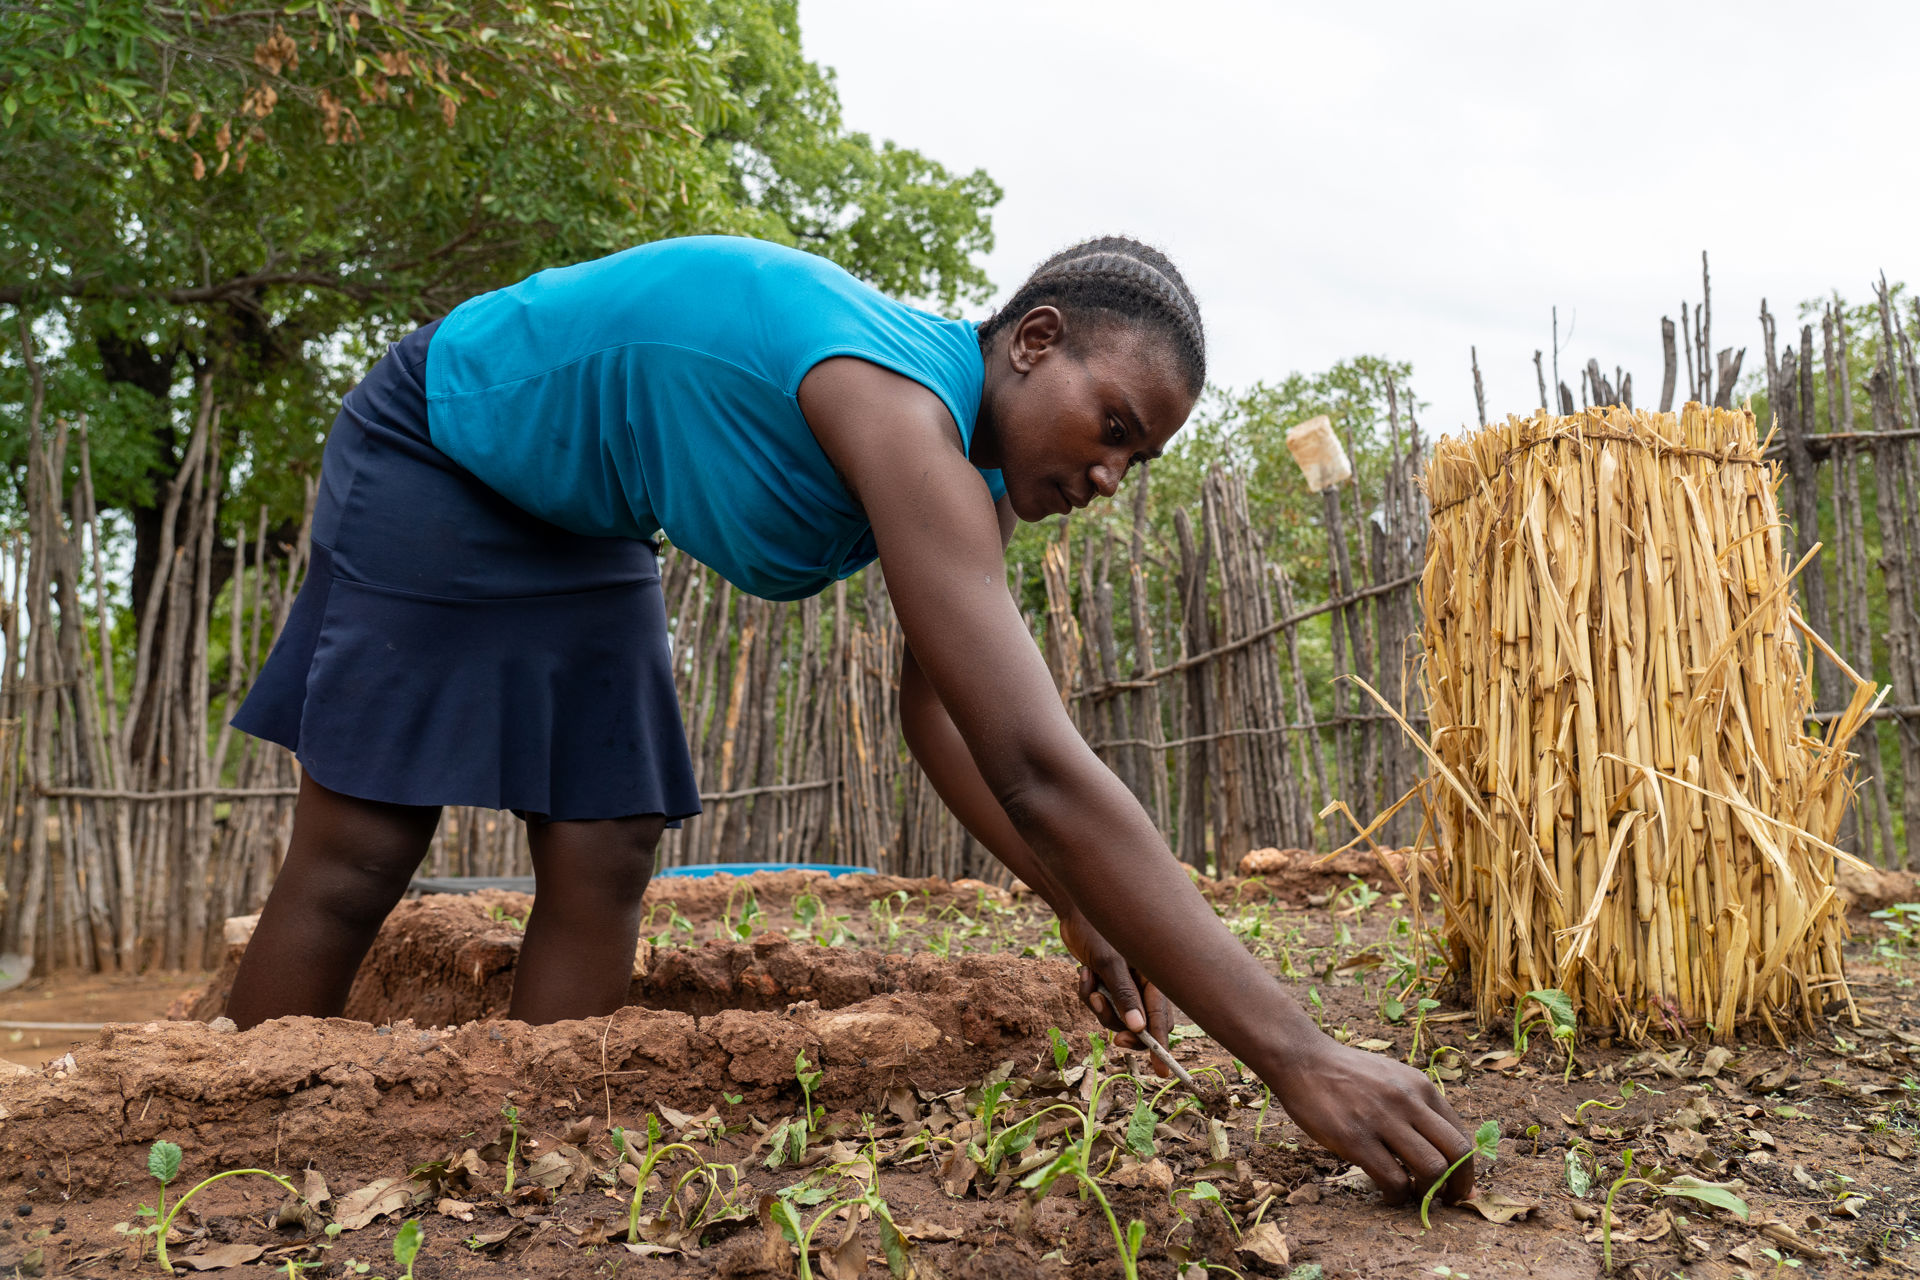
[{"x1": 977, "y1": 237, "x2": 1206, "y2": 398}]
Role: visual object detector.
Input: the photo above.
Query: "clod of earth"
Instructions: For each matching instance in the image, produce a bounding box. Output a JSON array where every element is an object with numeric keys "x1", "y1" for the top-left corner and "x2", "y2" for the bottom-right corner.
[{"x1": 1, "y1": 920, "x2": 1093, "y2": 1193}]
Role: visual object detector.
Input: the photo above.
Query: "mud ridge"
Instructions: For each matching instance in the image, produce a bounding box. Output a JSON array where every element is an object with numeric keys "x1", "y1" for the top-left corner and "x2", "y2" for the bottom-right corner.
[{"x1": 2, "y1": 942, "x2": 1090, "y2": 1194}]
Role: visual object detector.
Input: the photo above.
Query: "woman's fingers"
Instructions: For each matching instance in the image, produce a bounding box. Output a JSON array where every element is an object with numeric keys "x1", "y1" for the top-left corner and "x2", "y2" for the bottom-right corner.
[
  {"x1": 1343, "y1": 1133, "x2": 1414, "y2": 1205},
  {"x1": 1380, "y1": 1122, "x2": 1453, "y2": 1208},
  {"x1": 1410, "y1": 1104, "x2": 1476, "y2": 1203},
  {"x1": 1076, "y1": 964, "x2": 1167, "y2": 1071}
]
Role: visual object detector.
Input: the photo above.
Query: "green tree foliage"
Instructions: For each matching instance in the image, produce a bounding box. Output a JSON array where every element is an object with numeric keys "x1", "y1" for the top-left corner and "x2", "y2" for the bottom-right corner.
[
  {"x1": 698, "y1": 0, "x2": 1000, "y2": 312},
  {"x1": 0, "y1": 0, "x2": 999, "y2": 578}
]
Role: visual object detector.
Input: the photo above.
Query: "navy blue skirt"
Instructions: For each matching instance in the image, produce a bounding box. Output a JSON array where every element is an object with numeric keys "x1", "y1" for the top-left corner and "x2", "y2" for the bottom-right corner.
[{"x1": 232, "y1": 320, "x2": 703, "y2": 824}]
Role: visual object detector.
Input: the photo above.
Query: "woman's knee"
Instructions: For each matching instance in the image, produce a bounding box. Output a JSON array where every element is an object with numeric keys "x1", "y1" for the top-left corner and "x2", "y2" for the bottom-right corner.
[
  {"x1": 528, "y1": 815, "x2": 663, "y2": 907},
  {"x1": 283, "y1": 777, "x2": 438, "y2": 928}
]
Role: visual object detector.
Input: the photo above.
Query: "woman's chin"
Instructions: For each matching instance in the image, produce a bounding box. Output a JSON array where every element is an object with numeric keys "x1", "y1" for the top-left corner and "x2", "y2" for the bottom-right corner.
[{"x1": 1007, "y1": 485, "x2": 1048, "y2": 523}]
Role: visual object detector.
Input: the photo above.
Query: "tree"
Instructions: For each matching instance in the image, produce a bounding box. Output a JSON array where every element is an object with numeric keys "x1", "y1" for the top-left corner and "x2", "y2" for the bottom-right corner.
[
  {"x1": 1, "y1": 0, "x2": 1000, "y2": 759},
  {"x1": 1, "y1": 0, "x2": 1000, "y2": 526}
]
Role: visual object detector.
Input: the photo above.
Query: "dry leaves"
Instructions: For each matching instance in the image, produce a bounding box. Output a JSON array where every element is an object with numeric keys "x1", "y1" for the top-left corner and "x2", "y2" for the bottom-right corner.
[
  {"x1": 1234, "y1": 1221, "x2": 1290, "y2": 1268},
  {"x1": 173, "y1": 1243, "x2": 265, "y2": 1270},
  {"x1": 333, "y1": 1176, "x2": 412, "y2": 1230},
  {"x1": 1459, "y1": 1193, "x2": 1536, "y2": 1224}
]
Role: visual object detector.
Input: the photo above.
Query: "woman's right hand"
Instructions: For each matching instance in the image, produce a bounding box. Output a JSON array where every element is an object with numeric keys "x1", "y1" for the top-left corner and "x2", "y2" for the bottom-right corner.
[{"x1": 1269, "y1": 1034, "x2": 1477, "y2": 1205}]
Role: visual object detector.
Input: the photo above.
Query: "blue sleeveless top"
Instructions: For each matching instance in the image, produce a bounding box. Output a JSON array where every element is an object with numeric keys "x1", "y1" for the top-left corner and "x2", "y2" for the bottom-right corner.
[{"x1": 423, "y1": 236, "x2": 1005, "y2": 601}]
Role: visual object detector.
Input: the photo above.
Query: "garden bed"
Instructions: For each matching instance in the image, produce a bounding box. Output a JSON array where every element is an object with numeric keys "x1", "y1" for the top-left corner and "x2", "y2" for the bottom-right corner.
[{"x1": 2, "y1": 865, "x2": 1916, "y2": 1279}]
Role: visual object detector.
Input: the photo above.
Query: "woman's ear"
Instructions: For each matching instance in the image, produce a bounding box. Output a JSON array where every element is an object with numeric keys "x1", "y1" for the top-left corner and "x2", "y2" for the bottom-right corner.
[{"x1": 1008, "y1": 306, "x2": 1065, "y2": 374}]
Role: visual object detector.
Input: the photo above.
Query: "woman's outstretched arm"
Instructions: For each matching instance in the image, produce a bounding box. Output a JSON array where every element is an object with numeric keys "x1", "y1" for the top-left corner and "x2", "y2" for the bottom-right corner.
[
  {"x1": 896, "y1": 494, "x2": 1175, "y2": 1067},
  {"x1": 801, "y1": 357, "x2": 1476, "y2": 1207}
]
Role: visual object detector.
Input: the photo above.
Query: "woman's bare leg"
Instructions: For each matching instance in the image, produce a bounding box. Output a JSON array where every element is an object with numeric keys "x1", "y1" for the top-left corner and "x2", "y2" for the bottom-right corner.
[
  {"x1": 225, "y1": 773, "x2": 442, "y2": 1030},
  {"x1": 509, "y1": 814, "x2": 664, "y2": 1023}
]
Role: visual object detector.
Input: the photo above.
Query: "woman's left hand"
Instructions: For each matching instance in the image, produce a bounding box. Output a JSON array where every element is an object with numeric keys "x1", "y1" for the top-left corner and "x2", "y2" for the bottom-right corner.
[{"x1": 1059, "y1": 907, "x2": 1175, "y2": 1075}]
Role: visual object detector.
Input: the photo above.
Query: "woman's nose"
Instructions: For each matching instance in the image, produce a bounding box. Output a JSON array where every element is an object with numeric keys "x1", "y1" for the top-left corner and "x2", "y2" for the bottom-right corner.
[{"x1": 1090, "y1": 460, "x2": 1123, "y2": 498}]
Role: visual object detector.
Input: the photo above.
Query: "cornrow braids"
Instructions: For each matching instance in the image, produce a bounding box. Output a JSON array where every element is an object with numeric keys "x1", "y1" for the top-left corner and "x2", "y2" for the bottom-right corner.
[{"x1": 979, "y1": 237, "x2": 1206, "y2": 397}]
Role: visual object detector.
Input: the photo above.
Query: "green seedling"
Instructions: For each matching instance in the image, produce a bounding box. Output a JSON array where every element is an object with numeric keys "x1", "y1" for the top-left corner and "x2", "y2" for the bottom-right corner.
[
  {"x1": 790, "y1": 892, "x2": 855, "y2": 947},
  {"x1": 1419, "y1": 1120, "x2": 1499, "y2": 1228},
  {"x1": 1405, "y1": 997, "x2": 1443, "y2": 1066},
  {"x1": 717, "y1": 886, "x2": 764, "y2": 941},
  {"x1": 499, "y1": 1104, "x2": 523, "y2": 1197},
  {"x1": 484, "y1": 903, "x2": 527, "y2": 931},
  {"x1": 768, "y1": 1169, "x2": 914, "y2": 1280},
  {"x1": 766, "y1": 1051, "x2": 826, "y2": 1169},
  {"x1": 390, "y1": 1220, "x2": 422, "y2": 1280},
  {"x1": 869, "y1": 890, "x2": 909, "y2": 949},
  {"x1": 138, "y1": 1141, "x2": 307, "y2": 1274},
  {"x1": 1016, "y1": 1034, "x2": 1155, "y2": 1280},
  {"x1": 1048, "y1": 1026, "x2": 1071, "y2": 1074},
  {"x1": 1513, "y1": 988, "x2": 1579, "y2": 1082},
  {"x1": 1307, "y1": 987, "x2": 1325, "y2": 1029},
  {"x1": 1869, "y1": 902, "x2": 1920, "y2": 950},
  {"x1": 1170, "y1": 1179, "x2": 1239, "y2": 1242},
  {"x1": 1759, "y1": 1246, "x2": 1802, "y2": 1275},
  {"x1": 1598, "y1": 1148, "x2": 1749, "y2": 1271},
  {"x1": 1330, "y1": 874, "x2": 1384, "y2": 918},
  {"x1": 610, "y1": 1117, "x2": 737, "y2": 1245},
  {"x1": 643, "y1": 902, "x2": 695, "y2": 947},
  {"x1": 1574, "y1": 1080, "x2": 1664, "y2": 1122}
]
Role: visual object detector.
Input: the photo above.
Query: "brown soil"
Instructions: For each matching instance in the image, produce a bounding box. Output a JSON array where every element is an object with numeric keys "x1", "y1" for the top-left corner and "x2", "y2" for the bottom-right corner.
[
  {"x1": 0, "y1": 971, "x2": 210, "y2": 1070},
  {"x1": 3, "y1": 866, "x2": 1915, "y2": 1280}
]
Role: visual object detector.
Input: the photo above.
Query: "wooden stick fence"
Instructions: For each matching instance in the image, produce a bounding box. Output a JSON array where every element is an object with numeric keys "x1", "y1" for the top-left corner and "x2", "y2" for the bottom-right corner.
[{"x1": 3, "y1": 273, "x2": 1915, "y2": 975}]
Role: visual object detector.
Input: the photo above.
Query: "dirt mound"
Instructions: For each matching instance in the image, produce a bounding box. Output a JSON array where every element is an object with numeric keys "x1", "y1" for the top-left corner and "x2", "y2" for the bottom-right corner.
[
  {"x1": 176, "y1": 877, "x2": 1022, "y2": 1023},
  {"x1": 1231, "y1": 845, "x2": 1435, "y2": 896},
  {"x1": 175, "y1": 891, "x2": 532, "y2": 1023},
  {"x1": 2, "y1": 942, "x2": 1090, "y2": 1194}
]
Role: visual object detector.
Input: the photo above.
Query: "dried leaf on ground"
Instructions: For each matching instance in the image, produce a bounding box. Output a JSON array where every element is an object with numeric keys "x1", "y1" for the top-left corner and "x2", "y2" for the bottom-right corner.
[
  {"x1": 1664, "y1": 1128, "x2": 1710, "y2": 1160},
  {"x1": 1235, "y1": 1221, "x2": 1290, "y2": 1268},
  {"x1": 1325, "y1": 1166, "x2": 1374, "y2": 1194},
  {"x1": 892, "y1": 1218, "x2": 963, "y2": 1242},
  {"x1": 175, "y1": 1243, "x2": 266, "y2": 1270},
  {"x1": 524, "y1": 1146, "x2": 593, "y2": 1193},
  {"x1": 1109, "y1": 1158, "x2": 1174, "y2": 1193},
  {"x1": 1459, "y1": 1192, "x2": 1536, "y2": 1223},
  {"x1": 937, "y1": 1148, "x2": 977, "y2": 1198},
  {"x1": 464, "y1": 1223, "x2": 527, "y2": 1251},
  {"x1": 816, "y1": 1214, "x2": 866, "y2": 1280},
  {"x1": 334, "y1": 1175, "x2": 412, "y2": 1230}
]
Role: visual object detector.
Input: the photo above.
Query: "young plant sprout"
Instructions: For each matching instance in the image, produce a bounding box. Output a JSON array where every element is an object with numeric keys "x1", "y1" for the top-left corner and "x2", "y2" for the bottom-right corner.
[
  {"x1": 1169, "y1": 1179, "x2": 1239, "y2": 1242},
  {"x1": 610, "y1": 1116, "x2": 737, "y2": 1245},
  {"x1": 1598, "y1": 1148, "x2": 1749, "y2": 1271},
  {"x1": 139, "y1": 1141, "x2": 308, "y2": 1274},
  {"x1": 1013, "y1": 1034, "x2": 1161, "y2": 1280},
  {"x1": 766, "y1": 1051, "x2": 826, "y2": 1169},
  {"x1": 1573, "y1": 1079, "x2": 1663, "y2": 1122},
  {"x1": 1419, "y1": 1120, "x2": 1499, "y2": 1229},
  {"x1": 498, "y1": 1104, "x2": 523, "y2": 1197},
  {"x1": 390, "y1": 1220, "x2": 423, "y2": 1280},
  {"x1": 1513, "y1": 988, "x2": 1579, "y2": 1082}
]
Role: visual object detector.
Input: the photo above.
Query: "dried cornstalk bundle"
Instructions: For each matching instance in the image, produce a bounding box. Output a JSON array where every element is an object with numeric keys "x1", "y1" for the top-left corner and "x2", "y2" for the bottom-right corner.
[{"x1": 1419, "y1": 405, "x2": 1881, "y2": 1041}]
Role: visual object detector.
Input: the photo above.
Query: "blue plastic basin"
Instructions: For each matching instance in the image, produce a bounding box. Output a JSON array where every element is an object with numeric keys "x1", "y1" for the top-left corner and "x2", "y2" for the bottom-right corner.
[{"x1": 654, "y1": 861, "x2": 876, "y2": 879}]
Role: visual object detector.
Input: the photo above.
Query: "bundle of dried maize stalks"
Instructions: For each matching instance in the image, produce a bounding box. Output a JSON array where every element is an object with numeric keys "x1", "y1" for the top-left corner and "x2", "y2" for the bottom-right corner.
[{"x1": 1418, "y1": 405, "x2": 1882, "y2": 1041}]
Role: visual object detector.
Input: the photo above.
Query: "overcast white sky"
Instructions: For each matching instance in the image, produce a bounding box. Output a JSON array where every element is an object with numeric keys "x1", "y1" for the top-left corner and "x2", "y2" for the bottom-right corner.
[{"x1": 798, "y1": 0, "x2": 1920, "y2": 437}]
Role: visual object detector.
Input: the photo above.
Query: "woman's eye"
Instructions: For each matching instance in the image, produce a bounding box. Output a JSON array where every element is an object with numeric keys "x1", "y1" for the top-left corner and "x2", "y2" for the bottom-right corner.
[{"x1": 1107, "y1": 418, "x2": 1126, "y2": 444}]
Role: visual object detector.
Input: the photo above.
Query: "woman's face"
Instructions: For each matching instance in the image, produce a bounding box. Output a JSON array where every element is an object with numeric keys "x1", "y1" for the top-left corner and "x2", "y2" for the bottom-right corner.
[{"x1": 977, "y1": 307, "x2": 1195, "y2": 522}]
